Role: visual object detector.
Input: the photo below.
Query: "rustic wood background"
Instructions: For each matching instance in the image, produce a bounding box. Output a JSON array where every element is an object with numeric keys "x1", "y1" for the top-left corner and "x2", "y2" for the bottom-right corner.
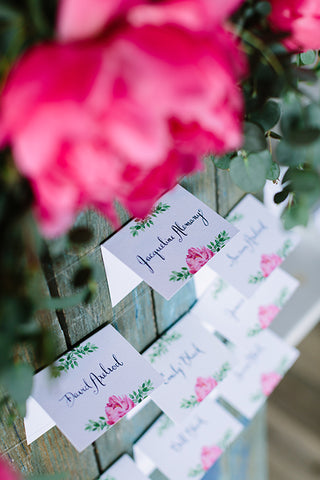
[{"x1": 1, "y1": 164, "x2": 268, "y2": 479}]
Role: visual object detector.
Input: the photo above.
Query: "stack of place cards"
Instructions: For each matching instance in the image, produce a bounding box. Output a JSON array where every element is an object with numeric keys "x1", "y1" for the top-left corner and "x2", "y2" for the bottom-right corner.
[
  {"x1": 102, "y1": 185, "x2": 238, "y2": 304},
  {"x1": 218, "y1": 329, "x2": 299, "y2": 420},
  {"x1": 29, "y1": 325, "x2": 163, "y2": 452},
  {"x1": 143, "y1": 313, "x2": 235, "y2": 423},
  {"x1": 191, "y1": 268, "x2": 299, "y2": 348},
  {"x1": 100, "y1": 454, "x2": 148, "y2": 480},
  {"x1": 134, "y1": 399, "x2": 243, "y2": 480},
  {"x1": 209, "y1": 195, "x2": 300, "y2": 297}
]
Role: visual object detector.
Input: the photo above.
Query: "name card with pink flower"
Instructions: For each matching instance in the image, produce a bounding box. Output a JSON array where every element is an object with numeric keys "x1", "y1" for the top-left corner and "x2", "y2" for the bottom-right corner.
[
  {"x1": 209, "y1": 195, "x2": 300, "y2": 297},
  {"x1": 143, "y1": 313, "x2": 235, "y2": 423},
  {"x1": 218, "y1": 329, "x2": 299, "y2": 419},
  {"x1": 133, "y1": 399, "x2": 243, "y2": 480},
  {"x1": 102, "y1": 185, "x2": 238, "y2": 303},
  {"x1": 192, "y1": 267, "x2": 299, "y2": 348},
  {"x1": 99, "y1": 454, "x2": 148, "y2": 480},
  {"x1": 30, "y1": 325, "x2": 163, "y2": 452}
]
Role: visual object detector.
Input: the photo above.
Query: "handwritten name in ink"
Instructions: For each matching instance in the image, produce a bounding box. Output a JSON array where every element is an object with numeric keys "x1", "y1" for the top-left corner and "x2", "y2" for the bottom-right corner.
[
  {"x1": 59, "y1": 354, "x2": 124, "y2": 407},
  {"x1": 234, "y1": 344, "x2": 264, "y2": 380},
  {"x1": 161, "y1": 343, "x2": 205, "y2": 385},
  {"x1": 136, "y1": 208, "x2": 209, "y2": 274},
  {"x1": 170, "y1": 416, "x2": 207, "y2": 453},
  {"x1": 226, "y1": 220, "x2": 267, "y2": 267}
]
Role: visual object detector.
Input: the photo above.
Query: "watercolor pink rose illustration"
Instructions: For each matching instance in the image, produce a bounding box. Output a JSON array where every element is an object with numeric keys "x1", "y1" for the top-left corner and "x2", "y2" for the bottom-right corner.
[
  {"x1": 180, "y1": 362, "x2": 231, "y2": 408},
  {"x1": 170, "y1": 230, "x2": 230, "y2": 282},
  {"x1": 251, "y1": 358, "x2": 288, "y2": 402},
  {"x1": 247, "y1": 287, "x2": 289, "y2": 337},
  {"x1": 85, "y1": 380, "x2": 154, "y2": 432},
  {"x1": 248, "y1": 240, "x2": 293, "y2": 284},
  {"x1": 188, "y1": 430, "x2": 232, "y2": 477}
]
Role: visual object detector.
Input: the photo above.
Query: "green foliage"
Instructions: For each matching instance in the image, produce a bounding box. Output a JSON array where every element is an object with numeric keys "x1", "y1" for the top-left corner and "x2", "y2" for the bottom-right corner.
[
  {"x1": 85, "y1": 417, "x2": 110, "y2": 432},
  {"x1": 230, "y1": 150, "x2": 272, "y2": 192},
  {"x1": 129, "y1": 380, "x2": 154, "y2": 404},
  {"x1": 130, "y1": 202, "x2": 170, "y2": 236},
  {"x1": 213, "y1": 362, "x2": 231, "y2": 382},
  {"x1": 180, "y1": 395, "x2": 199, "y2": 409},
  {"x1": 53, "y1": 343, "x2": 98, "y2": 374},
  {"x1": 207, "y1": 230, "x2": 230, "y2": 253},
  {"x1": 157, "y1": 415, "x2": 174, "y2": 436},
  {"x1": 148, "y1": 332, "x2": 182, "y2": 363},
  {"x1": 187, "y1": 465, "x2": 204, "y2": 477},
  {"x1": 169, "y1": 266, "x2": 192, "y2": 282},
  {"x1": 248, "y1": 271, "x2": 265, "y2": 284}
]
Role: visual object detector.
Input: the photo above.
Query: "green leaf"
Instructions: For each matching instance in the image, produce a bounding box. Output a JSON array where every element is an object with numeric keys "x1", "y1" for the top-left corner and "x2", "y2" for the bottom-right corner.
[
  {"x1": 28, "y1": 475, "x2": 68, "y2": 480},
  {"x1": 68, "y1": 227, "x2": 93, "y2": 245},
  {"x1": 255, "y1": 1, "x2": 271, "y2": 16},
  {"x1": 281, "y1": 201, "x2": 309, "y2": 229},
  {"x1": 213, "y1": 154, "x2": 232, "y2": 170},
  {"x1": 1, "y1": 363, "x2": 34, "y2": 416},
  {"x1": 243, "y1": 122, "x2": 267, "y2": 153},
  {"x1": 249, "y1": 101, "x2": 281, "y2": 132},
  {"x1": 300, "y1": 50, "x2": 316, "y2": 65},
  {"x1": 266, "y1": 162, "x2": 280, "y2": 181},
  {"x1": 274, "y1": 188, "x2": 290, "y2": 204},
  {"x1": 283, "y1": 169, "x2": 320, "y2": 196},
  {"x1": 230, "y1": 151, "x2": 271, "y2": 192},
  {"x1": 276, "y1": 141, "x2": 304, "y2": 167}
]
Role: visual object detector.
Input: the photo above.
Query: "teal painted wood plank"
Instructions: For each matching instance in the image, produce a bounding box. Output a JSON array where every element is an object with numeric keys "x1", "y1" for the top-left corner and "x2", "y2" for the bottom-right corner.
[
  {"x1": 181, "y1": 156, "x2": 218, "y2": 210},
  {"x1": 216, "y1": 169, "x2": 244, "y2": 217}
]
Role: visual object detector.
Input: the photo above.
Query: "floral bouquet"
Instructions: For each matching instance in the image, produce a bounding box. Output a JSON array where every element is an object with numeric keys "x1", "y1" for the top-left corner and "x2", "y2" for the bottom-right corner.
[{"x1": 0, "y1": 0, "x2": 319, "y2": 450}]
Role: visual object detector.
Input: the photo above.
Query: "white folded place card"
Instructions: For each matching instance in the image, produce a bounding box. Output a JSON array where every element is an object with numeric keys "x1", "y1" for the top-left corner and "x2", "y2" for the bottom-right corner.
[
  {"x1": 209, "y1": 195, "x2": 300, "y2": 297},
  {"x1": 134, "y1": 399, "x2": 243, "y2": 480},
  {"x1": 143, "y1": 313, "x2": 235, "y2": 423},
  {"x1": 24, "y1": 397, "x2": 56, "y2": 444},
  {"x1": 192, "y1": 268, "x2": 299, "y2": 348},
  {"x1": 218, "y1": 329, "x2": 299, "y2": 419},
  {"x1": 30, "y1": 325, "x2": 163, "y2": 452},
  {"x1": 100, "y1": 454, "x2": 149, "y2": 480},
  {"x1": 102, "y1": 185, "x2": 238, "y2": 304}
]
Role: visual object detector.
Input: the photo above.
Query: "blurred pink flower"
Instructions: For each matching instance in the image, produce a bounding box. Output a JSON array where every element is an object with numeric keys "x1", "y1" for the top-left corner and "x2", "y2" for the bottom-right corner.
[
  {"x1": 195, "y1": 376, "x2": 218, "y2": 402},
  {"x1": 260, "y1": 254, "x2": 282, "y2": 278},
  {"x1": 0, "y1": 0, "x2": 246, "y2": 237},
  {"x1": 186, "y1": 247, "x2": 215, "y2": 274},
  {"x1": 105, "y1": 394, "x2": 135, "y2": 425},
  {"x1": 0, "y1": 458, "x2": 21, "y2": 480},
  {"x1": 269, "y1": 0, "x2": 320, "y2": 51},
  {"x1": 261, "y1": 372, "x2": 282, "y2": 396},
  {"x1": 258, "y1": 304, "x2": 281, "y2": 329},
  {"x1": 201, "y1": 445, "x2": 223, "y2": 470}
]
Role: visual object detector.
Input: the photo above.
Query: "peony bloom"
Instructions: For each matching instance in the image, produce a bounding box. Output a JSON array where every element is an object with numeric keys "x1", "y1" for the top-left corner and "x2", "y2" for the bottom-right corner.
[
  {"x1": 260, "y1": 254, "x2": 282, "y2": 278},
  {"x1": 269, "y1": 0, "x2": 320, "y2": 51},
  {"x1": 0, "y1": 458, "x2": 21, "y2": 480},
  {"x1": 195, "y1": 376, "x2": 218, "y2": 402},
  {"x1": 105, "y1": 394, "x2": 135, "y2": 425},
  {"x1": 201, "y1": 445, "x2": 223, "y2": 470},
  {"x1": 258, "y1": 304, "x2": 281, "y2": 329},
  {"x1": 261, "y1": 372, "x2": 282, "y2": 396},
  {"x1": 186, "y1": 247, "x2": 215, "y2": 274},
  {"x1": 0, "y1": 0, "x2": 247, "y2": 237}
]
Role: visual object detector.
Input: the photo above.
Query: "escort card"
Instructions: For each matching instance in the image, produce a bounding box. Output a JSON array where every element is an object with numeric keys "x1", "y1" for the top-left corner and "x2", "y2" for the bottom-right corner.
[
  {"x1": 100, "y1": 454, "x2": 149, "y2": 480},
  {"x1": 218, "y1": 329, "x2": 299, "y2": 419},
  {"x1": 31, "y1": 325, "x2": 163, "y2": 452},
  {"x1": 192, "y1": 268, "x2": 299, "y2": 348},
  {"x1": 134, "y1": 399, "x2": 243, "y2": 480},
  {"x1": 209, "y1": 195, "x2": 299, "y2": 297},
  {"x1": 143, "y1": 313, "x2": 235, "y2": 423},
  {"x1": 102, "y1": 185, "x2": 238, "y2": 301}
]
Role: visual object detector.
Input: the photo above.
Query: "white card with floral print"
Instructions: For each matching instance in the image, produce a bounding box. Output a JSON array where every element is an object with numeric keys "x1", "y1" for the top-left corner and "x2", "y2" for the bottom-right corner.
[
  {"x1": 218, "y1": 329, "x2": 299, "y2": 419},
  {"x1": 143, "y1": 313, "x2": 235, "y2": 423},
  {"x1": 208, "y1": 195, "x2": 300, "y2": 297},
  {"x1": 192, "y1": 268, "x2": 299, "y2": 348},
  {"x1": 102, "y1": 185, "x2": 238, "y2": 302},
  {"x1": 100, "y1": 454, "x2": 149, "y2": 480},
  {"x1": 30, "y1": 325, "x2": 163, "y2": 452},
  {"x1": 134, "y1": 399, "x2": 243, "y2": 480}
]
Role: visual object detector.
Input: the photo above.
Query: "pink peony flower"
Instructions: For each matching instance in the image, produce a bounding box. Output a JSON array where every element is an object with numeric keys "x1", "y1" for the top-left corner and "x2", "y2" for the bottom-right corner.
[
  {"x1": 0, "y1": 458, "x2": 21, "y2": 480},
  {"x1": 186, "y1": 247, "x2": 215, "y2": 274},
  {"x1": 269, "y1": 0, "x2": 320, "y2": 51},
  {"x1": 258, "y1": 304, "x2": 281, "y2": 329},
  {"x1": 0, "y1": 0, "x2": 247, "y2": 237},
  {"x1": 105, "y1": 394, "x2": 135, "y2": 425},
  {"x1": 195, "y1": 376, "x2": 218, "y2": 402},
  {"x1": 261, "y1": 372, "x2": 282, "y2": 396},
  {"x1": 201, "y1": 445, "x2": 223, "y2": 470},
  {"x1": 260, "y1": 254, "x2": 282, "y2": 278}
]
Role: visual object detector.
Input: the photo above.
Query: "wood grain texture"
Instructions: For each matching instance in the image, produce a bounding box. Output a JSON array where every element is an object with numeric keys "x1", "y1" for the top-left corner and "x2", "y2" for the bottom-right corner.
[{"x1": 216, "y1": 169, "x2": 244, "y2": 217}]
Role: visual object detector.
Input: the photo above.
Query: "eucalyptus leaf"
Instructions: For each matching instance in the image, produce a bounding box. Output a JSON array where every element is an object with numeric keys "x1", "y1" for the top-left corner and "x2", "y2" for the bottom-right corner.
[
  {"x1": 300, "y1": 50, "x2": 316, "y2": 66},
  {"x1": 249, "y1": 100, "x2": 281, "y2": 132},
  {"x1": 274, "y1": 188, "x2": 290, "y2": 204},
  {"x1": 266, "y1": 162, "x2": 280, "y2": 181},
  {"x1": 1, "y1": 364, "x2": 33, "y2": 416},
  {"x1": 281, "y1": 202, "x2": 309, "y2": 229},
  {"x1": 213, "y1": 154, "x2": 233, "y2": 170},
  {"x1": 276, "y1": 141, "x2": 304, "y2": 167},
  {"x1": 230, "y1": 150, "x2": 271, "y2": 192},
  {"x1": 243, "y1": 122, "x2": 267, "y2": 153}
]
